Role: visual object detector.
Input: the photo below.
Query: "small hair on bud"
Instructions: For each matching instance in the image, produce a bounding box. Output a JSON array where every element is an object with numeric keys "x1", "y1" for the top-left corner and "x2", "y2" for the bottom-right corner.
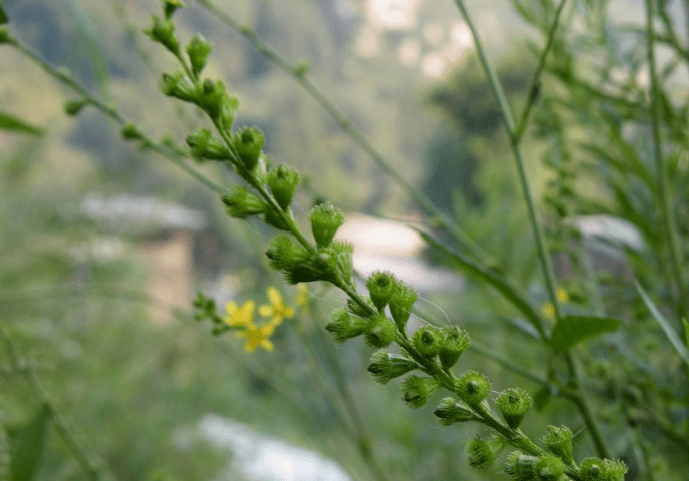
[
  {"x1": 534, "y1": 454, "x2": 565, "y2": 481},
  {"x1": 365, "y1": 271, "x2": 397, "y2": 311},
  {"x1": 454, "y1": 371, "x2": 490, "y2": 407},
  {"x1": 364, "y1": 314, "x2": 397, "y2": 348},
  {"x1": 412, "y1": 325, "x2": 442, "y2": 358},
  {"x1": 465, "y1": 438, "x2": 497, "y2": 471},
  {"x1": 325, "y1": 308, "x2": 367, "y2": 342},
  {"x1": 505, "y1": 451, "x2": 539, "y2": 480},
  {"x1": 401, "y1": 375, "x2": 440, "y2": 408},
  {"x1": 309, "y1": 202, "x2": 344, "y2": 249},
  {"x1": 496, "y1": 387, "x2": 533, "y2": 429},
  {"x1": 434, "y1": 397, "x2": 475, "y2": 425},
  {"x1": 438, "y1": 325, "x2": 470, "y2": 369},
  {"x1": 388, "y1": 282, "x2": 418, "y2": 331},
  {"x1": 222, "y1": 186, "x2": 266, "y2": 218},
  {"x1": 542, "y1": 425, "x2": 573, "y2": 466},
  {"x1": 267, "y1": 164, "x2": 300, "y2": 210},
  {"x1": 579, "y1": 458, "x2": 628, "y2": 481},
  {"x1": 367, "y1": 350, "x2": 418, "y2": 384}
]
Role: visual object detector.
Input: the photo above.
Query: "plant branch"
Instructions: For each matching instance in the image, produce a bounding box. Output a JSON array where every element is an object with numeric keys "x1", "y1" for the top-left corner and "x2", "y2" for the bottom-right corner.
[
  {"x1": 515, "y1": 0, "x2": 568, "y2": 141},
  {"x1": 5, "y1": 35, "x2": 226, "y2": 196},
  {"x1": 645, "y1": 0, "x2": 688, "y2": 323},
  {"x1": 195, "y1": 0, "x2": 496, "y2": 266}
]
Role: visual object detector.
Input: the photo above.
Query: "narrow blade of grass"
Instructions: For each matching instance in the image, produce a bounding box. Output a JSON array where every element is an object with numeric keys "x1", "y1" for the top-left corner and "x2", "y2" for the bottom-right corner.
[{"x1": 635, "y1": 280, "x2": 689, "y2": 367}]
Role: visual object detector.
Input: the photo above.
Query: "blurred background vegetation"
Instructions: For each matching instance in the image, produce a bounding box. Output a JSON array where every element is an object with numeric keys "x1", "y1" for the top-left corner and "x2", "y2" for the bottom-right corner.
[{"x1": 1, "y1": 0, "x2": 688, "y2": 480}]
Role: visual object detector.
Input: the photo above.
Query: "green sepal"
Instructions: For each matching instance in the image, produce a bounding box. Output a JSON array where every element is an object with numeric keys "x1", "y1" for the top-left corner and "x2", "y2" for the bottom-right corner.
[
  {"x1": 454, "y1": 371, "x2": 490, "y2": 407},
  {"x1": 364, "y1": 314, "x2": 396, "y2": 348},
  {"x1": 496, "y1": 388, "x2": 533, "y2": 429},
  {"x1": 389, "y1": 282, "x2": 418, "y2": 331},
  {"x1": 234, "y1": 127, "x2": 265, "y2": 171},
  {"x1": 412, "y1": 325, "x2": 442, "y2": 358},
  {"x1": 309, "y1": 202, "x2": 344, "y2": 249},
  {"x1": 222, "y1": 186, "x2": 266, "y2": 218},
  {"x1": 144, "y1": 14, "x2": 180, "y2": 55},
  {"x1": 267, "y1": 164, "x2": 300, "y2": 210},
  {"x1": 401, "y1": 376, "x2": 440, "y2": 408},
  {"x1": 438, "y1": 325, "x2": 471, "y2": 369},
  {"x1": 187, "y1": 128, "x2": 231, "y2": 160},
  {"x1": 365, "y1": 271, "x2": 397, "y2": 311},
  {"x1": 186, "y1": 34, "x2": 212, "y2": 77},
  {"x1": 367, "y1": 350, "x2": 419, "y2": 384}
]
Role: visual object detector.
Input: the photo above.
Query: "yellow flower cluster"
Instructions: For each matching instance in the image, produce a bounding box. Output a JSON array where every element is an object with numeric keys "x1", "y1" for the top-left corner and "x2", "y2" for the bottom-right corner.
[
  {"x1": 223, "y1": 284, "x2": 308, "y2": 352},
  {"x1": 541, "y1": 288, "x2": 568, "y2": 321}
]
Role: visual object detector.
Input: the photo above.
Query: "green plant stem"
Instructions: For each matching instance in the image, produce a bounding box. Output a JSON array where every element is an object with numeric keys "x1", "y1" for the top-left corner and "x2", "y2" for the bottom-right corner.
[
  {"x1": 6, "y1": 35, "x2": 226, "y2": 196},
  {"x1": 0, "y1": 325, "x2": 104, "y2": 481},
  {"x1": 452, "y1": 0, "x2": 611, "y2": 459},
  {"x1": 195, "y1": 0, "x2": 495, "y2": 266},
  {"x1": 645, "y1": 0, "x2": 688, "y2": 325},
  {"x1": 515, "y1": 0, "x2": 568, "y2": 141}
]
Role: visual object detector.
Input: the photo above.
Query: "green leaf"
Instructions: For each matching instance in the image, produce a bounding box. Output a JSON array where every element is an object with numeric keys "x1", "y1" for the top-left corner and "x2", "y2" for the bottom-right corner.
[
  {"x1": 683, "y1": 318, "x2": 689, "y2": 348},
  {"x1": 0, "y1": 113, "x2": 43, "y2": 136},
  {"x1": 0, "y1": 3, "x2": 7, "y2": 25},
  {"x1": 635, "y1": 281, "x2": 689, "y2": 367},
  {"x1": 8, "y1": 404, "x2": 51, "y2": 481},
  {"x1": 550, "y1": 316, "x2": 624, "y2": 353},
  {"x1": 416, "y1": 229, "x2": 546, "y2": 339}
]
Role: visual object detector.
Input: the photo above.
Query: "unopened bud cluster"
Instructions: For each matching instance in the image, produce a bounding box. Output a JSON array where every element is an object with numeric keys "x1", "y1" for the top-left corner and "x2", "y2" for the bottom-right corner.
[{"x1": 144, "y1": 5, "x2": 629, "y2": 480}]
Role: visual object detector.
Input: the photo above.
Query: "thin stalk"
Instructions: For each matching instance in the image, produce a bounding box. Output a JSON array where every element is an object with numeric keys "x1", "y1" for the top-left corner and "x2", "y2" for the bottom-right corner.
[
  {"x1": 452, "y1": 0, "x2": 611, "y2": 458},
  {"x1": 195, "y1": 0, "x2": 496, "y2": 266},
  {"x1": 515, "y1": 0, "x2": 568, "y2": 141},
  {"x1": 7, "y1": 36, "x2": 226, "y2": 196},
  {"x1": 0, "y1": 326, "x2": 104, "y2": 481},
  {"x1": 645, "y1": 0, "x2": 688, "y2": 324}
]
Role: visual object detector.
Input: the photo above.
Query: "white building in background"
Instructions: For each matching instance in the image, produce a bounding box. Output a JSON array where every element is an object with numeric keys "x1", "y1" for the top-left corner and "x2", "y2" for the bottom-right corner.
[{"x1": 335, "y1": 214, "x2": 464, "y2": 293}]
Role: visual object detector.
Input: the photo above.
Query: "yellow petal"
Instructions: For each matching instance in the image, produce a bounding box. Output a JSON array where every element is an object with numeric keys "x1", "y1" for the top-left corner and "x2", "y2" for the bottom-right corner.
[
  {"x1": 282, "y1": 306, "x2": 295, "y2": 318},
  {"x1": 261, "y1": 339, "x2": 274, "y2": 352},
  {"x1": 225, "y1": 302, "x2": 237, "y2": 315},
  {"x1": 259, "y1": 305, "x2": 273, "y2": 317},
  {"x1": 267, "y1": 287, "x2": 281, "y2": 305}
]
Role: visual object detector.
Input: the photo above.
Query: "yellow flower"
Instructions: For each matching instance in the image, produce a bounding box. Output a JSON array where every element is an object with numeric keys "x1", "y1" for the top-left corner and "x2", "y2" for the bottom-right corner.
[
  {"x1": 259, "y1": 287, "x2": 294, "y2": 325},
  {"x1": 224, "y1": 300, "x2": 255, "y2": 327},
  {"x1": 237, "y1": 322, "x2": 276, "y2": 352},
  {"x1": 542, "y1": 302, "x2": 555, "y2": 320},
  {"x1": 556, "y1": 288, "x2": 568, "y2": 303}
]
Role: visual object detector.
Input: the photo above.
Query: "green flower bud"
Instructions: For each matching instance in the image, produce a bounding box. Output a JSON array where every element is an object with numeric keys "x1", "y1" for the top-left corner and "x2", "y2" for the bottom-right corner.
[
  {"x1": 309, "y1": 202, "x2": 344, "y2": 249},
  {"x1": 267, "y1": 164, "x2": 300, "y2": 210},
  {"x1": 347, "y1": 297, "x2": 375, "y2": 318},
  {"x1": 542, "y1": 425, "x2": 573, "y2": 466},
  {"x1": 505, "y1": 451, "x2": 539, "y2": 481},
  {"x1": 265, "y1": 236, "x2": 309, "y2": 271},
  {"x1": 222, "y1": 186, "x2": 266, "y2": 218},
  {"x1": 412, "y1": 325, "x2": 442, "y2": 358},
  {"x1": 434, "y1": 397, "x2": 475, "y2": 425},
  {"x1": 198, "y1": 79, "x2": 238, "y2": 131},
  {"x1": 579, "y1": 458, "x2": 628, "y2": 481},
  {"x1": 438, "y1": 325, "x2": 471, "y2": 369},
  {"x1": 65, "y1": 98, "x2": 88, "y2": 116},
  {"x1": 186, "y1": 34, "x2": 212, "y2": 77},
  {"x1": 465, "y1": 438, "x2": 497, "y2": 471},
  {"x1": 144, "y1": 15, "x2": 180, "y2": 55},
  {"x1": 365, "y1": 271, "x2": 397, "y2": 311},
  {"x1": 364, "y1": 314, "x2": 396, "y2": 348},
  {"x1": 161, "y1": 71, "x2": 197, "y2": 103},
  {"x1": 401, "y1": 375, "x2": 440, "y2": 408},
  {"x1": 163, "y1": 0, "x2": 185, "y2": 20},
  {"x1": 535, "y1": 454, "x2": 565, "y2": 481},
  {"x1": 325, "y1": 308, "x2": 366, "y2": 342},
  {"x1": 234, "y1": 127, "x2": 264, "y2": 171},
  {"x1": 496, "y1": 388, "x2": 533, "y2": 429},
  {"x1": 388, "y1": 282, "x2": 418, "y2": 331},
  {"x1": 367, "y1": 350, "x2": 419, "y2": 384},
  {"x1": 187, "y1": 128, "x2": 231, "y2": 160},
  {"x1": 121, "y1": 121, "x2": 144, "y2": 140},
  {"x1": 321, "y1": 241, "x2": 354, "y2": 286},
  {"x1": 454, "y1": 371, "x2": 490, "y2": 407}
]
